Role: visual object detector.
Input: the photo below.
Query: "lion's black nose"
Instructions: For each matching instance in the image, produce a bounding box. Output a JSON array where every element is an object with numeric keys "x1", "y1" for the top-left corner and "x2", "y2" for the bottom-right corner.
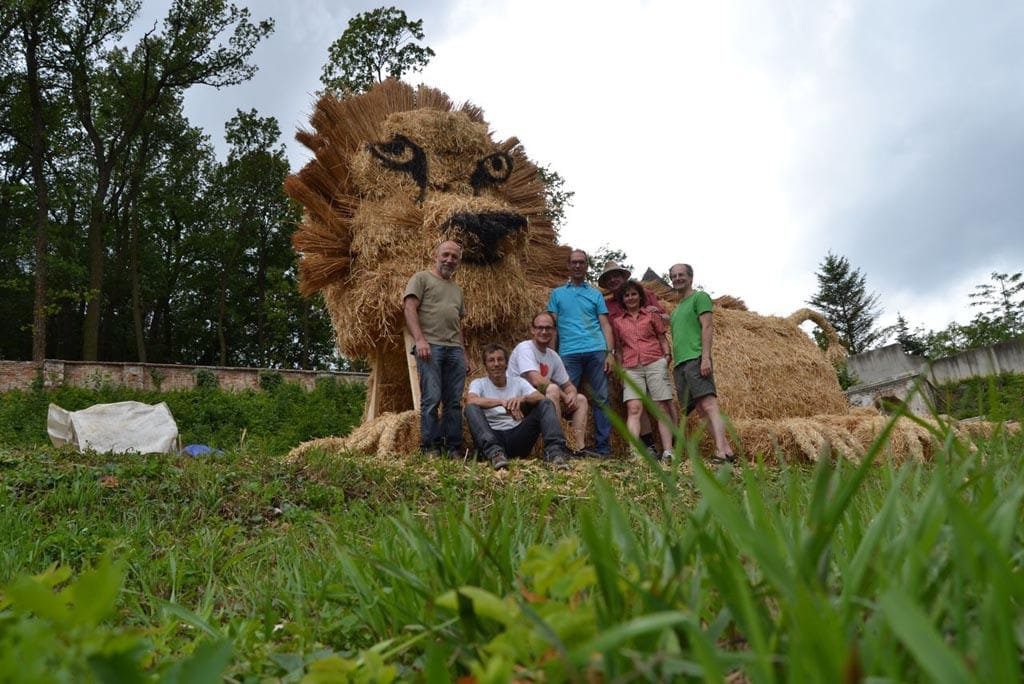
[{"x1": 448, "y1": 212, "x2": 526, "y2": 264}]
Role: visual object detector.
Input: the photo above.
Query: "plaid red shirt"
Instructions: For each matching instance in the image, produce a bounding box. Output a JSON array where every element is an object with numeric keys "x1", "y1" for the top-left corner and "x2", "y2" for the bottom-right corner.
[{"x1": 610, "y1": 308, "x2": 667, "y2": 368}]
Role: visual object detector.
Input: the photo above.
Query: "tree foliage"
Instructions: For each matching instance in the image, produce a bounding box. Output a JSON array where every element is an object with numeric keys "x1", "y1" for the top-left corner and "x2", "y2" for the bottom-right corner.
[
  {"x1": 320, "y1": 6, "x2": 434, "y2": 95},
  {"x1": 585, "y1": 244, "x2": 631, "y2": 284},
  {"x1": 0, "y1": 2, "x2": 339, "y2": 368},
  {"x1": 899, "y1": 271, "x2": 1024, "y2": 359},
  {"x1": 535, "y1": 162, "x2": 574, "y2": 238},
  {"x1": 894, "y1": 313, "x2": 928, "y2": 357},
  {"x1": 808, "y1": 252, "x2": 890, "y2": 354}
]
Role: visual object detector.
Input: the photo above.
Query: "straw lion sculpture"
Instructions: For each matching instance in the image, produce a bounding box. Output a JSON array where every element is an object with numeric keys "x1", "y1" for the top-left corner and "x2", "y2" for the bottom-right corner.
[
  {"x1": 285, "y1": 80, "x2": 977, "y2": 465},
  {"x1": 284, "y1": 79, "x2": 569, "y2": 456}
]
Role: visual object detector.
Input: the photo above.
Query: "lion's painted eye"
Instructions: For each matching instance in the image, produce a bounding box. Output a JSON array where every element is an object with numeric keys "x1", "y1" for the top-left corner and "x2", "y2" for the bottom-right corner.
[
  {"x1": 471, "y1": 152, "x2": 513, "y2": 194},
  {"x1": 367, "y1": 135, "x2": 427, "y2": 201}
]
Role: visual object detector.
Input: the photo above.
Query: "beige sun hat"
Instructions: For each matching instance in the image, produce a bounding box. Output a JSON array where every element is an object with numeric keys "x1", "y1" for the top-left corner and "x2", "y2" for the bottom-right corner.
[{"x1": 597, "y1": 261, "x2": 631, "y2": 288}]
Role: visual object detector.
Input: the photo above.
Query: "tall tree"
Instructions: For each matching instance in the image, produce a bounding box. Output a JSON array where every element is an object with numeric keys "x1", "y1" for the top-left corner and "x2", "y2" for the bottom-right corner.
[
  {"x1": 536, "y1": 163, "x2": 574, "y2": 239},
  {"x1": 808, "y1": 252, "x2": 890, "y2": 354},
  {"x1": 3, "y1": 0, "x2": 74, "y2": 361},
  {"x1": 320, "y1": 6, "x2": 434, "y2": 95},
  {"x1": 918, "y1": 271, "x2": 1024, "y2": 359},
  {"x1": 968, "y1": 271, "x2": 1023, "y2": 340},
  {"x1": 59, "y1": 0, "x2": 273, "y2": 360}
]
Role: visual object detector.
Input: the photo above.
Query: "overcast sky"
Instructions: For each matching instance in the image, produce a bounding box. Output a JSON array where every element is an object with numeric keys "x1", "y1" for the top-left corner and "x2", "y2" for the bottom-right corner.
[{"x1": 138, "y1": 0, "x2": 1024, "y2": 334}]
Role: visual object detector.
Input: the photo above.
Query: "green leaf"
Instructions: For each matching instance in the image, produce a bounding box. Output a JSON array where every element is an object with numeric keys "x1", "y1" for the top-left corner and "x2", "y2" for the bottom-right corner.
[
  {"x1": 878, "y1": 588, "x2": 971, "y2": 684},
  {"x1": 71, "y1": 555, "x2": 123, "y2": 627},
  {"x1": 5, "y1": 574, "x2": 71, "y2": 626},
  {"x1": 156, "y1": 599, "x2": 224, "y2": 640},
  {"x1": 160, "y1": 639, "x2": 233, "y2": 684},
  {"x1": 434, "y1": 586, "x2": 519, "y2": 626},
  {"x1": 570, "y1": 611, "x2": 693, "y2": 663}
]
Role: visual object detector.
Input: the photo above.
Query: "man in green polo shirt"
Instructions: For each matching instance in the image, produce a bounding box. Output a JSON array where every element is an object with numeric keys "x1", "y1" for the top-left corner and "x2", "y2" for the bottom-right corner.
[{"x1": 668, "y1": 263, "x2": 736, "y2": 464}]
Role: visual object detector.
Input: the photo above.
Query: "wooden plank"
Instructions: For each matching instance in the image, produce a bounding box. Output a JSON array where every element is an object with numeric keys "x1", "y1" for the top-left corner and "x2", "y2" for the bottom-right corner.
[
  {"x1": 404, "y1": 328, "x2": 421, "y2": 412},
  {"x1": 364, "y1": 351, "x2": 382, "y2": 421}
]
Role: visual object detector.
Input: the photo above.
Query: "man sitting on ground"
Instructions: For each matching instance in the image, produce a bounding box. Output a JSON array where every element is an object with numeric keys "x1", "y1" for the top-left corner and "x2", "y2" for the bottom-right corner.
[
  {"x1": 507, "y1": 312, "x2": 591, "y2": 454},
  {"x1": 466, "y1": 343, "x2": 573, "y2": 471}
]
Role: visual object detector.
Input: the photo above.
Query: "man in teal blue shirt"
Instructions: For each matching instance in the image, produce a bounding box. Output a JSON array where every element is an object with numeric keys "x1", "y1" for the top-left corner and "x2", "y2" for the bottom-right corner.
[{"x1": 547, "y1": 249, "x2": 615, "y2": 456}]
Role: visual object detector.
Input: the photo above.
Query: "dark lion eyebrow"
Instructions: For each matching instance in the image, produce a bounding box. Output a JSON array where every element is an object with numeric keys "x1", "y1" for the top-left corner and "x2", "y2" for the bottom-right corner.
[{"x1": 367, "y1": 135, "x2": 428, "y2": 202}]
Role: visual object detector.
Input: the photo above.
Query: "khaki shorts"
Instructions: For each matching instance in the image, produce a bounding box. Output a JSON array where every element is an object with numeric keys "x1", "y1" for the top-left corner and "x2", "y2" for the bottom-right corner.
[
  {"x1": 622, "y1": 357, "x2": 674, "y2": 402},
  {"x1": 673, "y1": 358, "x2": 718, "y2": 414}
]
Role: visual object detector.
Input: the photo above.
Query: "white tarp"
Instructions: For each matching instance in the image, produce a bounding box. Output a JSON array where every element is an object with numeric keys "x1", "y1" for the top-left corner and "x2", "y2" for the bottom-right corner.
[{"x1": 47, "y1": 401, "x2": 179, "y2": 454}]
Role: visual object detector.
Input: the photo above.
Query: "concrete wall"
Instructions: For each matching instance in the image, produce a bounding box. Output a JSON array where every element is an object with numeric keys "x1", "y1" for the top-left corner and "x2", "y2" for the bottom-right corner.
[
  {"x1": 0, "y1": 360, "x2": 367, "y2": 393},
  {"x1": 928, "y1": 339, "x2": 1024, "y2": 386},
  {"x1": 846, "y1": 372, "x2": 935, "y2": 416},
  {"x1": 848, "y1": 339, "x2": 1024, "y2": 388},
  {"x1": 845, "y1": 338, "x2": 1023, "y2": 415},
  {"x1": 847, "y1": 343, "x2": 927, "y2": 386}
]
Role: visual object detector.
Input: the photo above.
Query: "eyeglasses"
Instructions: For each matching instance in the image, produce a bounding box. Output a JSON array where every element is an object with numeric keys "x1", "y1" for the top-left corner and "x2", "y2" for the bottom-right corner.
[{"x1": 533, "y1": 325, "x2": 554, "y2": 331}]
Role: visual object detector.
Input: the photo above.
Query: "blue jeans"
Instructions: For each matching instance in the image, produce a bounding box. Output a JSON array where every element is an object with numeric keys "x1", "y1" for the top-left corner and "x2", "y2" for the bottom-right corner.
[
  {"x1": 562, "y1": 350, "x2": 611, "y2": 454},
  {"x1": 416, "y1": 344, "x2": 467, "y2": 452}
]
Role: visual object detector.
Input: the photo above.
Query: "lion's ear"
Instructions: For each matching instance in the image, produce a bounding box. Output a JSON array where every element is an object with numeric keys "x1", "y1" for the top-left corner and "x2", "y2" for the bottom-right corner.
[{"x1": 285, "y1": 151, "x2": 357, "y2": 295}]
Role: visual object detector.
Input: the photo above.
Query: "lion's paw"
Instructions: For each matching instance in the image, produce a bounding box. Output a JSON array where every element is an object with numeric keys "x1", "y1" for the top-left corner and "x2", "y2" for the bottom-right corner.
[{"x1": 286, "y1": 410, "x2": 420, "y2": 462}]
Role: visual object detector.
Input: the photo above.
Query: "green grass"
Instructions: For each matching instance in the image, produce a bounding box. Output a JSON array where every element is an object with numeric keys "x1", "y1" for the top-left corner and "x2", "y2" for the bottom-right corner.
[{"x1": 0, "y1": 387, "x2": 1021, "y2": 681}]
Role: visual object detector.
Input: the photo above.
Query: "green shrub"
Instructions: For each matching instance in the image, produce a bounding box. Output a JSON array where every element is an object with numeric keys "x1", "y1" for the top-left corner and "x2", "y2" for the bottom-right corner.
[
  {"x1": 0, "y1": 556, "x2": 232, "y2": 682},
  {"x1": 934, "y1": 372, "x2": 1024, "y2": 420},
  {"x1": 193, "y1": 369, "x2": 220, "y2": 389},
  {"x1": 257, "y1": 369, "x2": 283, "y2": 392}
]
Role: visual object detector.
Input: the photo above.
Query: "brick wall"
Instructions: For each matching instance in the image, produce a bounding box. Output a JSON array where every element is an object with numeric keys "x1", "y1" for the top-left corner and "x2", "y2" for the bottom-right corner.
[{"x1": 0, "y1": 360, "x2": 367, "y2": 393}]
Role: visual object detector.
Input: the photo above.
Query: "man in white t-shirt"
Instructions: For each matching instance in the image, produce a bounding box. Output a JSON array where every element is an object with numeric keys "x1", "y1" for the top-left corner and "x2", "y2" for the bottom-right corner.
[
  {"x1": 466, "y1": 343, "x2": 572, "y2": 471},
  {"x1": 507, "y1": 312, "x2": 591, "y2": 454}
]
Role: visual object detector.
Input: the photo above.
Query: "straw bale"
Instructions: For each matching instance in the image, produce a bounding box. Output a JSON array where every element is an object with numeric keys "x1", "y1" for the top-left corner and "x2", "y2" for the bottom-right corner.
[
  {"x1": 699, "y1": 306, "x2": 849, "y2": 420},
  {"x1": 705, "y1": 412, "x2": 981, "y2": 465}
]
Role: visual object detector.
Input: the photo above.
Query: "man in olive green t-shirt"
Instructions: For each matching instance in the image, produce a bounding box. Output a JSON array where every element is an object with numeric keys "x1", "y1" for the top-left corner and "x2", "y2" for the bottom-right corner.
[
  {"x1": 404, "y1": 241, "x2": 467, "y2": 456},
  {"x1": 668, "y1": 263, "x2": 736, "y2": 463}
]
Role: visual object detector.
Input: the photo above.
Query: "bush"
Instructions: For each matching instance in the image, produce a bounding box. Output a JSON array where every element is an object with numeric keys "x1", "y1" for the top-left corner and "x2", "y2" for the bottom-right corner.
[
  {"x1": 193, "y1": 369, "x2": 220, "y2": 389},
  {"x1": 257, "y1": 369, "x2": 283, "y2": 392},
  {"x1": 934, "y1": 372, "x2": 1024, "y2": 420}
]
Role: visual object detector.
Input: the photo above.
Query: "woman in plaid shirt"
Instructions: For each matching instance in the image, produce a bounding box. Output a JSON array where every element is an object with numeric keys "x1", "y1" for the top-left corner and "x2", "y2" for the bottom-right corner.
[{"x1": 608, "y1": 280, "x2": 676, "y2": 463}]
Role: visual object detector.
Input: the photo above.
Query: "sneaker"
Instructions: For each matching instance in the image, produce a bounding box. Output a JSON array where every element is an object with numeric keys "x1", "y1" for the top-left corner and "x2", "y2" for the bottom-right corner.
[
  {"x1": 708, "y1": 453, "x2": 738, "y2": 465},
  {"x1": 549, "y1": 453, "x2": 571, "y2": 470},
  {"x1": 545, "y1": 449, "x2": 572, "y2": 470},
  {"x1": 575, "y1": 447, "x2": 609, "y2": 459},
  {"x1": 661, "y1": 450, "x2": 674, "y2": 465},
  {"x1": 489, "y1": 450, "x2": 509, "y2": 471}
]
